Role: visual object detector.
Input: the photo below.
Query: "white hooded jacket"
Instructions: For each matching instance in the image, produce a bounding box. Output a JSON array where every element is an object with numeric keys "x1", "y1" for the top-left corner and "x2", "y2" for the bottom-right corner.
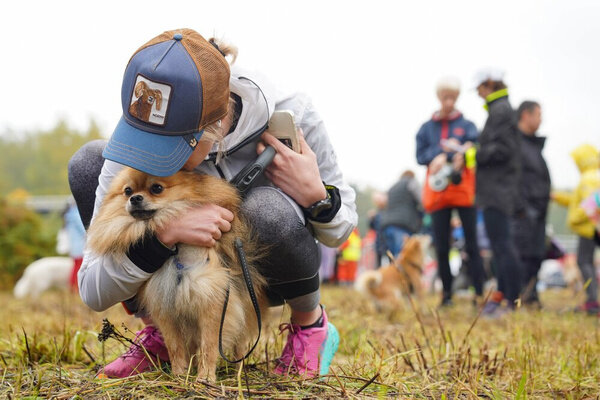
[{"x1": 78, "y1": 66, "x2": 357, "y2": 311}]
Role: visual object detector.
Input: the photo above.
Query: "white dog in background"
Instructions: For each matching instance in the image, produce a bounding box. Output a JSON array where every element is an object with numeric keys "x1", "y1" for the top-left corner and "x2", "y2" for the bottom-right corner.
[{"x1": 13, "y1": 257, "x2": 73, "y2": 299}]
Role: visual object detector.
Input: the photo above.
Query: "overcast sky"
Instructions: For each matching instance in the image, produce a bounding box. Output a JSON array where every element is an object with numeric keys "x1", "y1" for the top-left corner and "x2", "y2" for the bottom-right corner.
[{"x1": 2, "y1": 0, "x2": 599, "y2": 191}]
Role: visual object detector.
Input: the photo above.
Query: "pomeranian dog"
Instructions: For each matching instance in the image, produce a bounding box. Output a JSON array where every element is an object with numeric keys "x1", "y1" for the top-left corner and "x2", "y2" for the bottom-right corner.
[
  {"x1": 87, "y1": 167, "x2": 268, "y2": 381},
  {"x1": 13, "y1": 256, "x2": 73, "y2": 299},
  {"x1": 355, "y1": 235, "x2": 431, "y2": 311}
]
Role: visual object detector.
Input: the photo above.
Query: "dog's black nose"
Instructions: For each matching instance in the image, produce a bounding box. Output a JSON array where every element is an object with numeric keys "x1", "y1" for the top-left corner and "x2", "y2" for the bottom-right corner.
[{"x1": 130, "y1": 195, "x2": 144, "y2": 205}]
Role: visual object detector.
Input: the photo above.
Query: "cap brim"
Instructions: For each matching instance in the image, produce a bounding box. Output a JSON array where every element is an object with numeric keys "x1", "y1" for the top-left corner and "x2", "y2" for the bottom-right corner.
[{"x1": 102, "y1": 117, "x2": 203, "y2": 177}]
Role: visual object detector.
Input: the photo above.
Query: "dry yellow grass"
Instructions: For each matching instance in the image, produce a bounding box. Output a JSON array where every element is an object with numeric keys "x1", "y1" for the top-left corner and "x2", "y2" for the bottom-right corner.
[{"x1": 0, "y1": 286, "x2": 599, "y2": 399}]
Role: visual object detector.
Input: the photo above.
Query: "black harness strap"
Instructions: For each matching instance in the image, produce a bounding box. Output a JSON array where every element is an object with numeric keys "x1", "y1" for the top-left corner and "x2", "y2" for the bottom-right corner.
[{"x1": 218, "y1": 238, "x2": 262, "y2": 363}]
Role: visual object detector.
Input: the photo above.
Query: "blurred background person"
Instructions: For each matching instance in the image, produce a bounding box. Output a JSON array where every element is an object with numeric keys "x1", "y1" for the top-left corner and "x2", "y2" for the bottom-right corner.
[
  {"x1": 369, "y1": 191, "x2": 388, "y2": 268},
  {"x1": 474, "y1": 69, "x2": 522, "y2": 316},
  {"x1": 581, "y1": 189, "x2": 600, "y2": 244},
  {"x1": 379, "y1": 170, "x2": 422, "y2": 257},
  {"x1": 336, "y1": 227, "x2": 362, "y2": 285},
  {"x1": 553, "y1": 144, "x2": 600, "y2": 314},
  {"x1": 416, "y1": 77, "x2": 485, "y2": 307},
  {"x1": 512, "y1": 101, "x2": 550, "y2": 308},
  {"x1": 318, "y1": 242, "x2": 338, "y2": 284},
  {"x1": 62, "y1": 201, "x2": 86, "y2": 292}
]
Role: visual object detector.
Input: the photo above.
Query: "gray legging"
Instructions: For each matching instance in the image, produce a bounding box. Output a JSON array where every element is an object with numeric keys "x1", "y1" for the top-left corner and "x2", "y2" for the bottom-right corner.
[{"x1": 68, "y1": 140, "x2": 321, "y2": 312}]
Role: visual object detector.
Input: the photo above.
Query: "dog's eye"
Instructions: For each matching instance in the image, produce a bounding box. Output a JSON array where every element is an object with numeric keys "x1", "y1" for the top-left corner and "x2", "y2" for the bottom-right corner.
[
  {"x1": 150, "y1": 184, "x2": 164, "y2": 195},
  {"x1": 124, "y1": 187, "x2": 133, "y2": 196}
]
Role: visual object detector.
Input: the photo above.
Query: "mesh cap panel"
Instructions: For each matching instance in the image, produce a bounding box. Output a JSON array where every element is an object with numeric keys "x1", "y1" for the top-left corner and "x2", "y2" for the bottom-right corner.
[{"x1": 180, "y1": 33, "x2": 230, "y2": 129}]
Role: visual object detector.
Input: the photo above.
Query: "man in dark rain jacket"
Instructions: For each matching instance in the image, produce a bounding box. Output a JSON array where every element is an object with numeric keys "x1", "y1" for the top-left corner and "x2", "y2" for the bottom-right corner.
[{"x1": 512, "y1": 101, "x2": 551, "y2": 306}]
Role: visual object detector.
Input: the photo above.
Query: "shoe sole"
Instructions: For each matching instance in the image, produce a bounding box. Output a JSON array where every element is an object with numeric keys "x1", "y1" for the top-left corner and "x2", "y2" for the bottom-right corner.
[{"x1": 319, "y1": 322, "x2": 339, "y2": 376}]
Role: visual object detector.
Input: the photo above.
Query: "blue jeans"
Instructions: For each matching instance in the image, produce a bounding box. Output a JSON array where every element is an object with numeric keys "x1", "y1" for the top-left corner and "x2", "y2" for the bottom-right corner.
[{"x1": 383, "y1": 225, "x2": 412, "y2": 257}]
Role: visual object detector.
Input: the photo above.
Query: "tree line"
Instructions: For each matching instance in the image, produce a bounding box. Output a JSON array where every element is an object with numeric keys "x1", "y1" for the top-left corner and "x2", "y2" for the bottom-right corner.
[{"x1": 0, "y1": 120, "x2": 103, "y2": 196}]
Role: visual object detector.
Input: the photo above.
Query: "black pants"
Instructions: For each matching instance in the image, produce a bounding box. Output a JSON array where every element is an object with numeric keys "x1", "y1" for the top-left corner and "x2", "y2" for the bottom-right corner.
[
  {"x1": 68, "y1": 141, "x2": 321, "y2": 311},
  {"x1": 512, "y1": 213, "x2": 546, "y2": 303},
  {"x1": 577, "y1": 235, "x2": 598, "y2": 303},
  {"x1": 431, "y1": 206, "x2": 485, "y2": 297},
  {"x1": 482, "y1": 207, "x2": 522, "y2": 303},
  {"x1": 519, "y1": 256, "x2": 542, "y2": 302}
]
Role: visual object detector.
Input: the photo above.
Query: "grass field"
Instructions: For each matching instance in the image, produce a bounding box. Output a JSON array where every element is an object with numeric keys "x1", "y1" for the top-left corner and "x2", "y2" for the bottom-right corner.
[{"x1": 0, "y1": 286, "x2": 599, "y2": 399}]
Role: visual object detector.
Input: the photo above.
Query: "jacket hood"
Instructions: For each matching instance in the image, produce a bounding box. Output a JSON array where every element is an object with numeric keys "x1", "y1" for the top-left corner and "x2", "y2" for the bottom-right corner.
[
  {"x1": 570, "y1": 143, "x2": 600, "y2": 172},
  {"x1": 207, "y1": 66, "x2": 280, "y2": 159}
]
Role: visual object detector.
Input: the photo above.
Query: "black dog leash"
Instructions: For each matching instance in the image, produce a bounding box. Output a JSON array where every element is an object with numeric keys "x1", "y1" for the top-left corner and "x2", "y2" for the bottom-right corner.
[
  {"x1": 217, "y1": 143, "x2": 276, "y2": 363},
  {"x1": 218, "y1": 238, "x2": 262, "y2": 363}
]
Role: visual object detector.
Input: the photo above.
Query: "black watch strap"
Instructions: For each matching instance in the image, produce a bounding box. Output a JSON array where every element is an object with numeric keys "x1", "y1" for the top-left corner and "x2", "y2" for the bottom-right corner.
[{"x1": 303, "y1": 184, "x2": 342, "y2": 223}]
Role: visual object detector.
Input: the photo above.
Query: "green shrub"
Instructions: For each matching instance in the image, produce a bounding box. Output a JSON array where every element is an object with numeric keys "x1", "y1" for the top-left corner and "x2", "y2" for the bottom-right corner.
[{"x1": 0, "y1": 199, "x2": 58, "y2": 290}]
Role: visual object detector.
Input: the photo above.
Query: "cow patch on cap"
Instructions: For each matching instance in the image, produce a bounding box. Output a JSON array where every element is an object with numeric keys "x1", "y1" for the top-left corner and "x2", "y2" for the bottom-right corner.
[{"x1": 128, "y1": 75, "x2": 172, "y2": 126}]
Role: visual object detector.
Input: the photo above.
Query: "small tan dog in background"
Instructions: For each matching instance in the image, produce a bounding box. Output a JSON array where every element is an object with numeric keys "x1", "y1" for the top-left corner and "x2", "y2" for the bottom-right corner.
[
  {"x1": 87, "y1": 167, "x2": 268, "y2": 381},
  {"x1": 129, "y1": 81, "x2": 163, "y2": 122},
  {"x1": 355, "y1": 235, "x2": 431, "y2": 311}
]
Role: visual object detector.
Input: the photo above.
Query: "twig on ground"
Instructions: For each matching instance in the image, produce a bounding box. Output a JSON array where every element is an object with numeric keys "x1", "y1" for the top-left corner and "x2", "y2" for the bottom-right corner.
[
  {"x1": 81, "y1": 344, "x2": 95, "y2": 364},
  {"x1": 461, "y1": 287, "x2": 494, "y2": 347},
  {"x1": 399, "y1": 333, "x2": 416, "y2": 372},
  {"x1": 355, "y1": 372, "x2": 380, "y2": 394},
  {"x1": 330, "y1": 367, "x2": 347, "y2": 397},
  {"x1": 21, "y1": 328, "x2": 32, "y2": 367}
]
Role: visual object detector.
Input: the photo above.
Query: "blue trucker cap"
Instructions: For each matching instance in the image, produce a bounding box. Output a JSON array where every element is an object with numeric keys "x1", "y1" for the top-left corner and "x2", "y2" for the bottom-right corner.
[{"x1": 103, "y1": 29, "x2": 231, "y2": 176}]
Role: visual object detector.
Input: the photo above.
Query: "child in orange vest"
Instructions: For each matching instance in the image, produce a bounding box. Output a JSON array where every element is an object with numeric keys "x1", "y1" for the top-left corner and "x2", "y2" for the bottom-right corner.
[{"x1": 337, "y1": 228, "x2": 362, "y2": 284}]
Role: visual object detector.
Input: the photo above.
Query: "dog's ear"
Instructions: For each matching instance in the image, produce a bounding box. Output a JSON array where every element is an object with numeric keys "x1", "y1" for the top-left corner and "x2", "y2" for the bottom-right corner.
[
  {"x1": 134, "y1": 81, "x2": 147, "y2": 98},
  {"x1": 154, "y1": 90, "x2": 163, "y2": 110},
  {"x1": 386, "y1": 249, "x2": 400, "y2": 268}
]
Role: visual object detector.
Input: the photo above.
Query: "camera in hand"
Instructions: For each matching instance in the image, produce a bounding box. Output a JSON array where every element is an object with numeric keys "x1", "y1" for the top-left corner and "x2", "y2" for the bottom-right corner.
[{"x1": 428, "y1": 163, "x2": 462, "y2": 192}]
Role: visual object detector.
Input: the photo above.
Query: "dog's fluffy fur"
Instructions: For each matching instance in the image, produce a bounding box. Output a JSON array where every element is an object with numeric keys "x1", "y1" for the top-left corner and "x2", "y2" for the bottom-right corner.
[
  {"x1": 87, "y1": 167, "x2": 268, "y2": 381},
  {"x1": 13, "y1": 256, "x2": 73, "y2": 299},
  {"x1": 129, "y1": 81, "x2": 163, "y2": 122},
  {"x1": 355, "y1": 235, "x2": 431, "y2": 311}
]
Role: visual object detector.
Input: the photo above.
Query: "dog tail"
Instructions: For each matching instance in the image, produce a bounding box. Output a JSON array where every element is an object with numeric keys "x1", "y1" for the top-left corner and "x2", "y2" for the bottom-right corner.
[{"x1": 354, "y1": 270, "x2": 382, "y2": 294}]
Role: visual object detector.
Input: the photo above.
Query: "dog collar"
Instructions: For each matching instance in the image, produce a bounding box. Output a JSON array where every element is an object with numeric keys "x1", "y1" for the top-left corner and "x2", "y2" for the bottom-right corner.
[{"x1": 174, "y1": 257, "x2": 186, "y2": 271}]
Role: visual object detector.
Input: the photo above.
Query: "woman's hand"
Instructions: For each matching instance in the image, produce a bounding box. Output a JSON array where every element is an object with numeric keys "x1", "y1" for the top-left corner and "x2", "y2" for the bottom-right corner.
[
  {"x1": 156, "y1": 204, "x2": 234, "y2": 248},
  {"x1": 257, "y1": 128, "x2": 327, "y2": 208},
  {"x1": 429, "y1": 153, "x2": 448, "y2": 174},
  {"x1": 452, "y1": 152, "x2": 465, "y2": 170}
]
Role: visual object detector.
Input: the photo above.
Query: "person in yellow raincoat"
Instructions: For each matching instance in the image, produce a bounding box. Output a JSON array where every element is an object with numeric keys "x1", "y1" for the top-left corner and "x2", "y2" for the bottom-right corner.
[
  {"x1": 553, "y1": 144, "x2": 600, "y2": 314},
  {"x1": 337, "y1": 228, "x2": 362, "y2": 285}
]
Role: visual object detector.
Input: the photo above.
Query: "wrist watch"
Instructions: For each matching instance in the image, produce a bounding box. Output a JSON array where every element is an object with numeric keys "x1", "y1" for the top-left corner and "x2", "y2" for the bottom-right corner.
[{"x1": 304, "y1": 190, "x2": 333, "y2": 219}]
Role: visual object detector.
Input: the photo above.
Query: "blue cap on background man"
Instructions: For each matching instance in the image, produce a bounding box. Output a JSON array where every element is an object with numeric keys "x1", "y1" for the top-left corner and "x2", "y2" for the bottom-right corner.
[{"x1": 103, "y1": 28, "x2": 230, "y2": 177}]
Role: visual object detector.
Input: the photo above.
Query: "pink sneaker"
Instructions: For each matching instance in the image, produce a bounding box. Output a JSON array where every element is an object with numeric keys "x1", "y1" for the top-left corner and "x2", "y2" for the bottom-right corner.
[
  {"x1": 274, "y1": 308, "x2": 339, "y2": 378},
  {"x1": 98, "y1": 325, "x2": 170, "y2": 378}
]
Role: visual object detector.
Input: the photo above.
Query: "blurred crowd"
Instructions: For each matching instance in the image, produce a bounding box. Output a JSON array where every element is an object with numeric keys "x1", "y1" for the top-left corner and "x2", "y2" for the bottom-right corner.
[{"x1": 321, "y1": 69, "x2": 600, "y2": 318}]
